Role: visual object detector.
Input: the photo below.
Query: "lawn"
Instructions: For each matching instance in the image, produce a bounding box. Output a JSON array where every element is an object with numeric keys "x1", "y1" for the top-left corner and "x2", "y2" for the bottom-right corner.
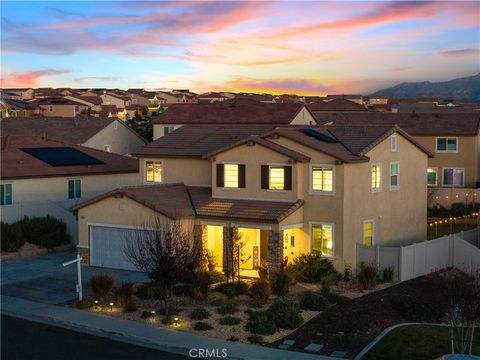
[
  {"x1": 363, "y1": 325, "x2": 480, "y2": 360},
  {"x1": 427, "y1": 222, "x2": 476, "y2": 240}
]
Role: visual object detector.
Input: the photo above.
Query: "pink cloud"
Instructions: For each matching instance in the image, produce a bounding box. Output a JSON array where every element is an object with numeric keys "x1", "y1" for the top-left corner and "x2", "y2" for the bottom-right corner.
[
  {"x1": 440, "y1": 49, "x2": 480, "y2": 57},
  {"x1": 221, "y1": 77, "x2": 333, "y2": 95},
  {"x1": 0, "y1": 69, "x2": 73, "y2": 87}
]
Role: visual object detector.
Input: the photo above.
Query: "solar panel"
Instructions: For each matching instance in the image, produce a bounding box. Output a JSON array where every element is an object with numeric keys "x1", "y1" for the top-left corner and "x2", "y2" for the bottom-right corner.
[
  {"x1": 300, "y1": 129, "x2": 338, "y2": 143},
  {"x1": 21, "y1": 147, "x2": 104, "y2": 167}
]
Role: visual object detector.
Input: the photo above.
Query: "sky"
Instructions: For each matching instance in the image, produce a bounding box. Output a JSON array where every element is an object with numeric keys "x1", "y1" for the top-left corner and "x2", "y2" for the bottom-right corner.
[{"x1": 1, "y1": 1, "x2": 479, "y2": 95}]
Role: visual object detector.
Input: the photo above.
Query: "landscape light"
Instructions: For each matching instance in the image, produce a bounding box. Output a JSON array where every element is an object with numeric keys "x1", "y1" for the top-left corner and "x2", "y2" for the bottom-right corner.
[
  {"x1": 109, "y1": 302, "x2": 114, "y2": 311},
  {"x1": 174, "y1": 316, "x2": 179, "y2": 327}
]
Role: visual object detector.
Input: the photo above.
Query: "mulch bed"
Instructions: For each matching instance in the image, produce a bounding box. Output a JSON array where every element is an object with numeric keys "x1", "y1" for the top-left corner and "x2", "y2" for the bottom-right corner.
[{"x1": 271, "y1": 269, "x2": 471, "y2": 358}]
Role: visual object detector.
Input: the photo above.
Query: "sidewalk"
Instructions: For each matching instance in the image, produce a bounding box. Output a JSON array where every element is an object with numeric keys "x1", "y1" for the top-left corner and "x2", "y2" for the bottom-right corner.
[{"x1": 1, "y1": 295, "x2": 339, "y2": 360}]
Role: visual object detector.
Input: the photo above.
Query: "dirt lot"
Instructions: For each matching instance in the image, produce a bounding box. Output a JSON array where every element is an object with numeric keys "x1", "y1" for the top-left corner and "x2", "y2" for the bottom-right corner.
[{"x1": 272, "y1": 269, "x2": 471, "y2": 358}]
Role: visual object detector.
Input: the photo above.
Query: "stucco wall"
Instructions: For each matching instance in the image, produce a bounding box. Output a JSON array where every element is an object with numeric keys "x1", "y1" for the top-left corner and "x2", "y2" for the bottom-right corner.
[
  {"x1": 153, "y1": 124, "x2": 183, "y2": 140},
  {"x1": 84, "y1": 121, "x2": 146, "y2": 155},
  {"x1": 138, "y1": 157, "x2": 211, "y2": 186},
  {"x1": 290, "y1": 107, "x2": 317, "y2": 125},
  {"x1": 39, "y1": 104, "x2": 88, "y2": 117}
]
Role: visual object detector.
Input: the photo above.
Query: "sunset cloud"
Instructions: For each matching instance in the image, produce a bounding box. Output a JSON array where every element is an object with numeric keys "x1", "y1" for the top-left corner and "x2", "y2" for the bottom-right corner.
[
  {"x1": 439, "y1": 49, "x2": 480, "y2": 57},
  {"x1": 74, "y1": 76, "x2": 120, "y2": 83},
  {"x1": 0, "y1": 69, "x2": 73, "y2": 87}
]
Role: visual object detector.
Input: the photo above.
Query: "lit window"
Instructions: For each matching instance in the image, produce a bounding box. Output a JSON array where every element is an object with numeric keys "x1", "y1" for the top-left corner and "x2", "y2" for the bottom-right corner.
[
  {"x1": 146, "y1": 161, "x2": 162, "y2": 183},
  {"x1": 391, "y1": 135, "x2": 397, "y2": 152},
  {"x1": 224, "y1": 164, "x2": 239, "y2": 188},
  {"x1": 311, "y1": 166, "x2": 334, "y2": 192},
  {"x1": 427, "y1": 167, "x2": 438, "y2": 187},
  {"x1": 436, "y1": 137, "x2": 457, "y2": 152},
  {"x1": 389, "y1": 162, "x2": 400, "y2": 190},
  {"x1": 68, "y1": 180, "x2": 81, "y2": 199},
  {"x1": 363, "y1": 221, "x2": 374, "y2": 246},
  {"x1": 443, "y1": 168, "x2": 464, "y2": 187},
  {"x1": 311, "y1": 223, "x2": 334, "y2": 257},
  {"x1": 1, "y1": 184, "x2": 12, "y2": 205},
  {"x1": 371, "y1": 164, "x2": 382, "y2": 191},
  {"x1": 269, "y1": 166, "x2": 285, "y2": 190}
]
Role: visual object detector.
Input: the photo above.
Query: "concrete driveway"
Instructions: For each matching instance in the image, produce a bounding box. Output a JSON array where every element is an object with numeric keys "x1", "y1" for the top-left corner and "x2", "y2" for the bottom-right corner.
[{"x1": 1, "y1": 252, "x2": 149, "y2": 304}]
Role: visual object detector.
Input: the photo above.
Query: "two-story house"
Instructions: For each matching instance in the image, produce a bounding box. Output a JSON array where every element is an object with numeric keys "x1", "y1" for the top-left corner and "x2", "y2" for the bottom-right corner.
[
  {"x1": 38, "y1": 97, "x2": 89, "y2": 117},
  {"x1": 100, "y1": 92, "x2": 132, "y2": 109},
  {"x1": 71, "y1": 124, "x2": 431, "y2": 275}
]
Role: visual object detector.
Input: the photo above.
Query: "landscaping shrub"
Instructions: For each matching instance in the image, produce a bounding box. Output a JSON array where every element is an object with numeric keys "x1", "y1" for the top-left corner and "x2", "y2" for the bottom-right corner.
[
  {"x1": 141, "y1": 311, "x2": 156, "y2": 320},
  {"x1": 249, "y1": 278, "x2": 271, "y2": 304},
  {"x1": 268, "y1": 299, "x2": 302, "y2": 329},
  {"x1": 90, "y1": 274, "x2": 114, "y2": 300},
  {"x1": 211, "y1": 297, "x2": 226, "y2": 307},
  {"x1": 342, "y1": 264, "x2": 352, "y2": 283},
  {"x1": 162, "y1": 315, "x2": 178, "y2": 325},
  {"x1": 247, "y1": 334, "x2": 264, "y2": 344},
  {"x1": 77, "y1": 297, "x2": 94, "y2": 309},
  {"x1": 190, "y1": 307, "x2": 210, "y2": 320},
  {"x1": 383, "y1": 267, "x2": 394, "y2": 283},
  {"x1": 1, "y1": 222, "x2": 25, "y2": 252},
  {"x1": 217, "y1": 299, "x2": 239, "y2": 314},
  {"x1": 215, "y1": 281, "x2": 249, "y2": 298},
  {"x1": 393, "y1": 299, "x2": 444, "y2": 322},
  {"x1": 17, "y1": 216, "x2": 70, "y2": 248},
  {"x1": 258, "y1": 261, "x2": 269, "y2": 280},
  {"x1": 123, "y1": 301, "x2": 138, "y2": 313},
  {"x1": 219, "y1": 316, "x2": 242, "y2": 325},
  {"x1": 207, "y1": 270, "x2": 226, "y2": 284},
  {"x1": 300, "y1": 291, "x2": 329, "y2": 311},
  {"x1": 194, "y1": 321, "x2": 213, "y2": 331},
  {"x1": 289, "y1": 252, "x2": 337, "y2": 283},
  {"x1": 190, "y1": 270, "x2": 211, "y2": 299},
  {"x1": 137, "y1": 283, "x2": 163, "y2": 300},
  {"x1": 450, "y1": 203, "x2": 468, "y2": 217},
  {"x1": 357, "y1": 262, "x2": 378, "y2": 289},
  {"x1": 270, "y1": 269, "x2": 296, "y2": 296},
  {"x1": 245, "y1": 310, "x2": 277, "y2": 335},
  {"x1": 115, "y1": 283, "x2": 135, "y2": 306},
  {"x1": 320, "y1": 273, "x2": 338, "y2": 293},
  {"x1": 321, "y1": 291, "x2": 351, "y2": 305}
]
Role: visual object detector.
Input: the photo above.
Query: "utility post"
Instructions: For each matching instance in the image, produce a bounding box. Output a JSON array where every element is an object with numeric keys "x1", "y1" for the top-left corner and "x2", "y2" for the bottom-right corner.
[{"x1": 62, "y1": 254, "x2": 83, "y2": 301}]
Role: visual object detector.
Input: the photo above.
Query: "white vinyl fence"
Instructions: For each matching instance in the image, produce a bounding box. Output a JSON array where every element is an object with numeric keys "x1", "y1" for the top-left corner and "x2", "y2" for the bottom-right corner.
[{"x1": 357, "y1": 228, "x2": 480, "y2": 282}]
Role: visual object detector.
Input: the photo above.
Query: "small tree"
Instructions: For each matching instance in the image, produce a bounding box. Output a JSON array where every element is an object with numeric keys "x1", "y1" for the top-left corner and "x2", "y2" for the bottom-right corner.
[
  {"x1": 448, "y1": 271, "x2": 480, "y2": 355},
  {"x1": 225, "y1": 228, "x2": 252, "y2": 284},
  {"x1": 124, "y1": 217, "x2": 201, "y2": 314}
]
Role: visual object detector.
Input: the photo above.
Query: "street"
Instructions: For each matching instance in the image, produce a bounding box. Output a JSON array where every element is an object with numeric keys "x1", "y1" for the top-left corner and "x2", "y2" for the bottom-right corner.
[{"x1": 1, "y1": 315, "x2": 190, "y2": 360}]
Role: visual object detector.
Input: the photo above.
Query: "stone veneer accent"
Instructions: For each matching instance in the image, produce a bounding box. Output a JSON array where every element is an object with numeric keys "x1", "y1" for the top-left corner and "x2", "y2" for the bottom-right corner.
[
  {"x1": 268, "y1": 230, "x2": 284, "y2": 272},
  {"x1": 222, "y1": 227, "x2": 234, "y2": 274},
  {"x1": 193, "y1": 224, "x2": 208, "y2": 265},
  {"x1": 77, "y1": 246, "x2": 90, "y2": 266}
]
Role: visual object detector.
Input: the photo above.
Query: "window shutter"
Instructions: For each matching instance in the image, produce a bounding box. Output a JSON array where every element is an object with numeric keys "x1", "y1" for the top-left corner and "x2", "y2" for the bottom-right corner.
[
  {"x1": 216, "y1": 164, "x2": 224, "y2": 188},
  {"x1": 284, "y1": 166, "x2": 292, "y2": 190},
  {"x1": 1, "y1": 185, "x2": 4, "y2": 206},
  {"x1": 68, "y1": 180, "x2": 75, "y2": 199},
  {"x1": 238, "y1": 164, "x2": 246, "y2": 188},
  {"x1": 5, "y1": 184, "x2": 12, "y2": 205},
  {"x1": 261, "y1": 165, "x2": 269, "y2": 189},
  {"x1": 75, "y1": 180, "x2": 82, "y2": 198}
]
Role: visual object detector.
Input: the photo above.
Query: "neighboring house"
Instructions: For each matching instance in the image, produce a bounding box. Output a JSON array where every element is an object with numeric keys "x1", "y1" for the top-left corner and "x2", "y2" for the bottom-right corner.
[
  {"x1": 317, "y1": 113, "x2": 480, "y2": 206},
  {"x1": 325, "y1": 94, "x2": 363, "y2": 105},
  {"x1": 198, "y1": 92, "x2": 231, "y2": 103},
  {"x1": 100, "y1": 92, "x2": 132, "y2": 109},
  {"x1": 127, "y1": 89, "x2": 157, "y2": 107},
  {"x1": 38, "y1": 97, "x2": 89, "y2": 117},
  {"x1": 1, "y1": 135, "x2": 140, "y2": 240},
  {"x1": 156, "y1": 91, "x2": 198, "y2": 105},
  {"x1": 0, "y1": 98, "x2": 41, "y2": 118},
  {"x1": 151, "y1": 99, "x2": 317, "y2": 140},
  {"x1": 65, "y1": 95, "x2": 103, "y2": 111},
  {"x1": 1, "y1": 88, "x2": 35, "y2": 100},
  {"x1": 1, "y1": 116, "x2": 147, "y2": 155},
  {"x1": 97, "y1": 104, "x2": 119, "y2": 118},
  {"x1": 308, "y1": 98, "x2": 369, "y2": 114},
  {"x1": 72, "y1": 123, "x2": 430, "y2": 274}
]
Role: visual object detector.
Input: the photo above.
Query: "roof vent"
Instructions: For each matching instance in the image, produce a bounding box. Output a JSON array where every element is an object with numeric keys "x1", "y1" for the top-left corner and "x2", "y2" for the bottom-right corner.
[{"x1": 300, "y1": 129, "x2": 338, "y2": 143}]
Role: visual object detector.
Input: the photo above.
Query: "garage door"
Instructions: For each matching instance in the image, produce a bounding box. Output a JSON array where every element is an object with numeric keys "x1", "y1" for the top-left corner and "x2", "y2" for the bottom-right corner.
[{"x1": 90, "y1": 225, "x2": 148, "y2": 271}]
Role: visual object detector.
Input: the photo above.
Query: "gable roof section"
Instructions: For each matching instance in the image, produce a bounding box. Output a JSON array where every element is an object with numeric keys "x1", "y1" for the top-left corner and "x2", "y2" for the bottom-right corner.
[
  {"x1": 309, "y1": 98, "x2": 368, "y2": 112},
  {"x1": 202, "y1": 135, "x2": 310, "y2": 162},
  {"x1": 1, "y1": 117, "x2": 117, "y2": 144},
  {"x1": 316, "y1": 113, "x2": 480, "y2": 136},
  {"x1": 151, "y1": 99, "x2": 315, "y2": 125},
  {"x1": 1, "y1": 135, "x2": 139, "y2": 179}
]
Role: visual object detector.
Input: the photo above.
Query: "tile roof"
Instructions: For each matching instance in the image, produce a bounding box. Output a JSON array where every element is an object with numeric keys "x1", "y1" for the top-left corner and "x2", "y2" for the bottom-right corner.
[
  {"x1": 72, "y1": 184, "x2": 304, "y2": 223},
  {"x1": 151, "y1": 99, "x2": 313, "y2": 125},
  {"x1": 38, "y1": 97, "x2": 86, "y2": 106},
  {"x1": 316, "y1": 113, "x2": 480, "y2": 136},
  {"x1": 1, "y1": 116, "x2": 116, "y2": 144},
  {"x1": 309, "y1": 98, "x2": 368, "y2": 112},
  {"x1": 1, "y1": 135, "x2": 139, "y2": 179},
  {"x1": 1, "y1": 98, "x2": 38, "y2": 109}
]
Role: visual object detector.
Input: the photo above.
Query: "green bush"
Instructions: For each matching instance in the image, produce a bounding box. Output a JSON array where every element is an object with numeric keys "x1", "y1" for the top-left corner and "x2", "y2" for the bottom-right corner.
[
  {"x1": 249, "y1": 278, "x2": 271, "y2": 304},
  {"x1": 383, "y1": 267, "x2": 394, "y2": 283},
  {"x1": 247, "y1": 334, "x2": 264, "y2": 344},
  {"x1": 270, "y1": 269, "x2": 296, "y2": 296},
  {"x1": 194, "y1": 321, "x2": 213, "y2": 331},
  {"x1": 90, "y1": 274, "x2": 114, "y2": 300},
  {"x1": 300, "y1": 291, "x2": 329, "y2": 311},
  {"x1": 190, "y1": 307, "x2": 210, "y2": 320},
  {"x1": 162, "y1": 315, "x2": 178, "y2": 325},
  {"x1": 77, "y1": 297, "x2": 94, "y2": 309},
  {"x1": 394, "y1": 300, "x2": 444, "y2": 322},
  {"x1": 450, "y1": 203, "x2": 468, "y2": 217},
  {"x1": 321, "y1": 273, "x2": 338, "y2": 293},
  {"x1": 215, "y1": 281, "x2": 249, "y2": 298},
  {"x1": 207, "y1": 271, "x2": 226, "y2": 284},
  {"x1": 217, "y1": 299, "x2": 239, "y2": 314},
  {"x1": 268, "y1": 299, "x2": 302, "y2": 329},
  {"x1": 115, "y1": 282, "x2": 135, "y2": 307},
  {"x1": 357, "y1": 262, "x2": 378, "y2": 289},
  {"x1": 141, "y1": 310, "x2": 156, "y2": 320},
  {"x1": 123, "y1": 301, "x2": 138, "y2": 313},
  {"x1": 219, "y1": 316, "x2": 241, "y2": 325},
  {"x1": 190, "y1": 270, "x2": 211, "y2": 299},
  {"x1": 1, "y1": 222, "x2": 25, "y2": 252},
  {"x1": 137, "y1": 283, "x2": 163, "y2": 299},
  {"x1": 17, "y1": 216, "x2": 70, "y2": 248},
  {"x1": 321, "y1": 291, "x2": 351, "y2": 305},
  {"x1": 289, "y1": 252, "x2": 337, "y2": 283},
  {"x1": 245, "y1": 310, "x2": 277, "y2": 335},
  {"x1": 342, "y1": 264, "x2": 352, "y2": 282}
]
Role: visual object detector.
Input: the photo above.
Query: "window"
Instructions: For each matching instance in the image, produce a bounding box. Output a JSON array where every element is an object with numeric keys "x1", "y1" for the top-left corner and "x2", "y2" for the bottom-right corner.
[
  {"x1": 442, "y1": 168, "x2": 464, "y2": 187},
  {"x1": 269, "y1": 166, "x2": 285, "y2": 190},
  {"x1": 363, "y1": 220, "x2": 375, "y2": 246},
  {"x1": 103, "y1": 145, "x2": 111, "y2": 152},
  {"x1": 427, "y1": 167, "x2": 438, "y2": 187},
  {"x1": 145, "y1": 161, "x2": 162, "y2": 183},
  {"x1": 311, "y1": 165, "x2": 334, "y2": 193},
  {"x1": 48, "y1": 105, "x2": 54, "y2": 112},
  {"x1": 436, "y1": 137, "x2": 458, "y2": 152},
  {"x1": 224, "y1": 164, "x2": 239, "y2": 188},
  {"x1": 164, "y1": 126, "x2": 175, "y2": 136},
  {"x1": 74, "y1": 105, "x2": 79, "y2": 114},
  {"x1": 311, "y1": 223, "x2": 334, "y2": 257},
  {"x1": 391, "y1": 135, "x2": 397, "y2": 152},
  {"x1": 68, "y1": 180, "x2": 81, "y2": 199},
  {"x1": 371, "y1": 163, "x2": 382, "y2": 192},
  {"x1": 1, "y1": 184, "x2": 12, "y2": 205},
  {"x1": 389, "y1": 162, "x2": 400, "y2": 190}
]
